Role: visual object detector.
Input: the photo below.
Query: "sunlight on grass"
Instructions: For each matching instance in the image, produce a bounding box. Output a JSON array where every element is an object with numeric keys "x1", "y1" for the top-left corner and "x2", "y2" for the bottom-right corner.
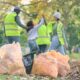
[
  {"x1": 69, "y1": 53, "x2": 80, "y2": 60},
  {"x1": 0, "y1": 75, "x2": 20, "y2": 80}
]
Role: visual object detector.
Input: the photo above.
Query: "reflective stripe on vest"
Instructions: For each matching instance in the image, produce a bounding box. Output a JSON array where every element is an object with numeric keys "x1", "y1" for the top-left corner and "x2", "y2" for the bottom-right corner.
[
  {"x1": 38, "y1": 36, "x2": 49, "y2": 38},
  {"x1": 4, "y1": 23, "x2": 16, "y2": 25},
  {"x1": 5, "y1": 29, "x2": 18, "y2": 30}
]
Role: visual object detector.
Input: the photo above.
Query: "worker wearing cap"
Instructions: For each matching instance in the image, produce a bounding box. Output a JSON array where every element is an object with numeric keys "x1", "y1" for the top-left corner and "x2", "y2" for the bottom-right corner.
[
  {"x1": 49, "y1": 10, "x2": 67, "y2": 55},
  {"x1": 4, "y1": 6, "x2": 26, "y2": 43}
]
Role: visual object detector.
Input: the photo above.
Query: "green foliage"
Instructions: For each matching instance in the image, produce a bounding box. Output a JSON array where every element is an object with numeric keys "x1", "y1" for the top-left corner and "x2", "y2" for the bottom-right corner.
[{"x1": 66, "y1": 21, "x2": 80, "y2": 52}]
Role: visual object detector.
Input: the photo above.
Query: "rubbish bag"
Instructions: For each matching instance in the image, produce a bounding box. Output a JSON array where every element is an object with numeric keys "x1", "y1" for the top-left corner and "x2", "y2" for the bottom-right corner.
[
  {"x1": 23, "y1": 52, "x2": 36, "y2": 74},
  {"x1": 32, "y1": 51, "x2": 70, "y2": 77},
  {"x1": 0, "y1": 43, "x2": 26, "y2": 75},
  {"x1": 31, "y1": 54, "x2": 58, "y2": 78},
  {"x1": 46, "y1": 50, "x2": 70, "y2": 76}
]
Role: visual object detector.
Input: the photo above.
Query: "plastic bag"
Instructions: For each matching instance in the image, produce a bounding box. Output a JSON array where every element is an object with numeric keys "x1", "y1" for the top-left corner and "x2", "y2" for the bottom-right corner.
[
  {"x1": 46, "y1": 50, "x2": 70, "y2": 76},
  {"x1": 31, "y1": 54, "x2": 58, "y2": 78},
  {"x1": 0, "y1": 43, "x2": 26, "y2": 75},
  {"x1": 23, "y1": 53, "x2": 34, "y2": 74}
]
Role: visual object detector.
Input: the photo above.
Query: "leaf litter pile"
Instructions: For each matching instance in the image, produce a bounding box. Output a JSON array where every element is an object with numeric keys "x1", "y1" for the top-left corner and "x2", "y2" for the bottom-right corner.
[
  {"x1": 26, "y1": 60, "x2": 80, "y2": 80},
  {"x1": 1, "y1": 60, "x2": 80, "y2": 80},
  {"x1": 61, "y1": 60, "x2": 80, "y2": 80}
]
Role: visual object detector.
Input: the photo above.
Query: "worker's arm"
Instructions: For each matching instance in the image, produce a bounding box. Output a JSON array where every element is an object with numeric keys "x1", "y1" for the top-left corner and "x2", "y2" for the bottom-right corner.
[
  {"x1": 15, "y1": 16, "x2": 26, "y2": 29},
  {"x1": 34, "y1": 17, "x2": 44, "y2": 29}
]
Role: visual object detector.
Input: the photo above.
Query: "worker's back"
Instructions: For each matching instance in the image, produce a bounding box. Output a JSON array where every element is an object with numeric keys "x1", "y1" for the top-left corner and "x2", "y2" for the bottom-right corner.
[
  {"x1": 36, "y1": 24, "x2": 51, "y2": 45},
  {"x1": 4, "y1": 12, "x2": 21, "y2": 36}
]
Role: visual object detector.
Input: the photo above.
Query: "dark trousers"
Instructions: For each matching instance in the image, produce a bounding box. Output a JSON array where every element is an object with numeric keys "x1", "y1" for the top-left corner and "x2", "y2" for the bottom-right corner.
[
  {"x1": 39, "y1": 44, "x2": 47, "y2": 53},
  {"x1": 7, "y1": 36, "x2": 20, "y2": 43}
]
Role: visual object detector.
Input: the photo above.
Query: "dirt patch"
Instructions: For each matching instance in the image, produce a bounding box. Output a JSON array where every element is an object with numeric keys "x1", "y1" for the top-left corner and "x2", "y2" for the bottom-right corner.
[{"x1": 61, "y1": 60, "x2": 80, "y2": 80}]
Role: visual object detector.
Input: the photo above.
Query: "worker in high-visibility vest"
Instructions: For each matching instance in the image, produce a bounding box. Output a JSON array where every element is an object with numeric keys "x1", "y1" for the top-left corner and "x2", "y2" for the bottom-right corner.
[
  {"x1": 49, "y1": 10, "x2": 68, "y2": 55},
  {"x1": 4, "y1": 6, "x2": 26, "y2": 43},
  {"x1": 36, "y1": 24, "x2": 51, "y2": 53}
]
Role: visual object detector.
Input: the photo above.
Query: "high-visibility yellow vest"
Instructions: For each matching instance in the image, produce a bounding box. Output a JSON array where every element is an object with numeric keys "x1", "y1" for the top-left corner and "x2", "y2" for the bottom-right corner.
[
  {"x1": 57, "y1": 21, "x2": 65, "y2": 45},
  {"x1": 47, "y1": 21, "x2": 55, "y2": 34},
  {"x1": 47, "y1": 21, "x2": 65, "y2": 45},
  {"x1": 36, "y1": 24, "x2": 51, "y2": 45},
  {"x1": 4, "y1": 12, "x2": 21, "y2": 36}
]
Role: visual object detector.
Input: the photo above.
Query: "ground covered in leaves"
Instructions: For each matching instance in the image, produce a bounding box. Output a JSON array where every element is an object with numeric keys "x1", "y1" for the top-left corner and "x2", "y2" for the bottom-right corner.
[{"x1": 0, "y1": 59, "x2": 80, "y2": 80}]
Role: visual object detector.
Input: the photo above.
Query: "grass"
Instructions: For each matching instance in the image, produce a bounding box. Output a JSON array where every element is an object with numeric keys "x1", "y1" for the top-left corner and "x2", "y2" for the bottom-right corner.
[
  {"x1": 0, "y1": 75, "x2": 21, "y2": 80},
  {"x1": 69, "y1": 53, "x2": 80, "y2": 60}
]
